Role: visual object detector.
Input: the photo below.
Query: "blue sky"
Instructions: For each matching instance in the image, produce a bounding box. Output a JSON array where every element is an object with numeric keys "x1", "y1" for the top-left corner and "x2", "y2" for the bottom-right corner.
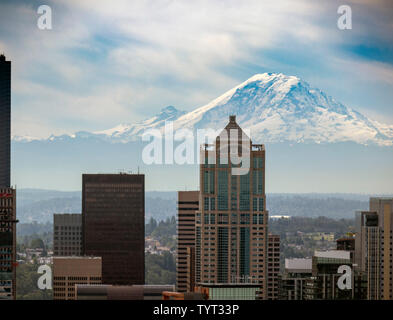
[{"x1": 0, "y1": 0, "x2": 392, "y2": 139}]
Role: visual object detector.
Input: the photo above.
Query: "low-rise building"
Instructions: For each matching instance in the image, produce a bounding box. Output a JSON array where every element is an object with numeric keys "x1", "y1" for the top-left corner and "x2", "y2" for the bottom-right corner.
[{"x1": 53, "y1": 256, "x2": 102, "y2": 300}]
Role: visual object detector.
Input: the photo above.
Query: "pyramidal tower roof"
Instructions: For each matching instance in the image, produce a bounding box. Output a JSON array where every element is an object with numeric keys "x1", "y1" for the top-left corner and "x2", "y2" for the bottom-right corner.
[{"x1": 216, "y1": 115, "x2": 251, "y2": 144}]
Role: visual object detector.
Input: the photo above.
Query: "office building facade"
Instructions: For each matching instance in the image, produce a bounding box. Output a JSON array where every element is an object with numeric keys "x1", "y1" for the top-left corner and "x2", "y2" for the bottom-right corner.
[
  {"x1": 304, "y1": 250, "x2": 367, "y2": 300},
  {"x1": 370, "y1": 198, "x2": 393, "y2": 300},
  {"x1": 176, "y1": 190, "x2": 199, "y2": 292},
  {"x1": 54, "y1": 214, "x2": 82, "y2": 256},
  {"x1": 0, "y1": 54, "x2": 10, "y2": 188},
  {"x1": 195, "y1": 116, "x2": 268, "y2": 298},
  {"x1": 267, "y1": 234, "x2": 280, "y2": 299},
  {"x1": 0, "y1": 188, "x2": 16, "y2": 300},
  {"x1": 53, "y1": 256, "x2": 102, "y2": 300},
  {"x1": 279, "y1": 258, "x2": 312, "y2": 300},
  {"x1": 355, "y1": 198, "x2": 393, "y2": 300},
  {"x1": 82, "y1": 174, "x2": 145, "y2": 285}
]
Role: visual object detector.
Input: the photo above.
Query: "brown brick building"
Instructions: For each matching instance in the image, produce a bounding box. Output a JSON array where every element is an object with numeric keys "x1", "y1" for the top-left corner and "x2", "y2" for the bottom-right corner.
[{"x1": 82, "y1": 174, "x2": 145, "y2": 285}]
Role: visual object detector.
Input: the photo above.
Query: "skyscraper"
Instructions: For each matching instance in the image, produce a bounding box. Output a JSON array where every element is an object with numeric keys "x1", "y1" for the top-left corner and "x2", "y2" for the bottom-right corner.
[
  {"x1": 0, "y1": 55, "x2": 15, "y2": 300},
  {"x1": 195, "y1": 115, "x2": 268, "y2": 299},
  {"x1": 176, "y1": 191, "x2": 199, "y2": 292},
  {"x1": 82, "y1": 174, "x2": 145, "y2": 285},
  {"x1": 355, "y1": 198, "x2": 393, "y2": 300},
  {"x1": 0, "y1": 54, "x2": 11, "y2": 187}
]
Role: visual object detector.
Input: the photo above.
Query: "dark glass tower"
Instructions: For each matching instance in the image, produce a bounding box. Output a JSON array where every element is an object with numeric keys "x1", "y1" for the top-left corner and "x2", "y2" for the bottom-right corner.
[
  {"x1": 82, "y1": 174, "x2": 145, "y2": 285},
  {"x1": 0, "y1": 54, "x2": 11, "y2": 187},
  {"x1": 0, "y1": 55, "x2": 15, "y2": 300}
]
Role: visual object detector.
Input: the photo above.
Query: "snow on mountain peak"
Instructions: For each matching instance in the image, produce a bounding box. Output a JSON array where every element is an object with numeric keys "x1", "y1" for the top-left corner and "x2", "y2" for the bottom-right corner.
[
  {"x1": 13, "y1": 73, "x2": 393, "y2": 146},
  {"x1": 173, "y1": 73, "x2": 393, "y2": 146}
]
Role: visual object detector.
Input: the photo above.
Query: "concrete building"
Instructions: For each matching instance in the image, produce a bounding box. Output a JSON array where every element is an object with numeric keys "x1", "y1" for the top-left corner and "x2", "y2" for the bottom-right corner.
[
  {"x1": 304, "y1": 250, "x2": 366, "y2": 300},
  {"x1": 176, "y1": 190, "x2": 199, "y2": 292},
  {"x1": 355, "y1": 198, "x2": 393, "y2": 300},
  {"x1": 0, "y1": 54, "x2": 11, "y2": 187},
  {"x1": 195, "y1": 115, "x2": 268, "y2": 298},
  {"x1": 279, "y1": 258, "x2": 312, "y2": 300},
  {"x1": 0, "y1": 188, "x2": 16, "y2": 300},
  {"x1": 267, "y1": 234, "x2": 280, "y2": 300},
  {"x1": 82, "y1": 173, "x2": 145, "y2": 285},
  {"x1": 53, "y1": 256, "x2": 102, "y2": 300},
  {"x1": 76, "y1": 284, "x2": 174, "y2": 300},
  {"x1": 53, "y1": 214, "x2": 82, "y2": 256}
]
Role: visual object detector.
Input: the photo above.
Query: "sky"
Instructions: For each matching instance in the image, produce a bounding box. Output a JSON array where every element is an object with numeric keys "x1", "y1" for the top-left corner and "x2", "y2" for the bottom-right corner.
[{"x1": 0, "y1": 0, "x2": 392, "y2": 140}]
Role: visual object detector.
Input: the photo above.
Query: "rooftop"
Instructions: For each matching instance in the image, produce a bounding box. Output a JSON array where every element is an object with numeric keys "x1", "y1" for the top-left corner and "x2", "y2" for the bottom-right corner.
[
  {"x1": 285, "y1": 258, "x2": 312, "y2": 271},
  {"x1": 314, "y1": 250, "x2": 350, "y2": 260}
]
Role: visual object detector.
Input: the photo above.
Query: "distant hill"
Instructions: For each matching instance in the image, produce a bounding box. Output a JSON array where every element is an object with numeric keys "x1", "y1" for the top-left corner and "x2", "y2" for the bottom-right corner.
[
  {"x1": 14, "y1": 188, "x2": 385, "y2": 223},
  {"x1": 16, "y1": 189, "x2": 176, "y2": 223}
]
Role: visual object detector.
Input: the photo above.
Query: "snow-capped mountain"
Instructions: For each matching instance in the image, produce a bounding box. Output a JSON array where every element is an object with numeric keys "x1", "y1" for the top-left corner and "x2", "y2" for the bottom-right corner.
[
  {"x1": 14, "y1": 73, "x2": 393, "y2": 146},
  {"x1": 92, "y1": 105, "x2": 186, "y2": 142}
]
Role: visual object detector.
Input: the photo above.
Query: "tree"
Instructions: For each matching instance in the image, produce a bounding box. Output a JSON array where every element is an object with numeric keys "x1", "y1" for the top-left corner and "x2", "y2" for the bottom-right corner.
[{"x1": 30, "y1": 238, "x2": 45, "y2": 249}]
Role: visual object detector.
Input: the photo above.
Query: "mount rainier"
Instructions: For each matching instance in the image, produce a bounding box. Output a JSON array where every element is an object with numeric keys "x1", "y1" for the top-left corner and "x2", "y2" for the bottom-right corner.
[{"x1": 16, "y1": 73, "x2": 392, "y2": 147}]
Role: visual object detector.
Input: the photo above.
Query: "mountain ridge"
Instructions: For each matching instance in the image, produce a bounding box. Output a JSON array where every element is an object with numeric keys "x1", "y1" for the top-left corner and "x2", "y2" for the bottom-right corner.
[{"x1": 13, "y1": 73, "x2": 393, "y2": 146}]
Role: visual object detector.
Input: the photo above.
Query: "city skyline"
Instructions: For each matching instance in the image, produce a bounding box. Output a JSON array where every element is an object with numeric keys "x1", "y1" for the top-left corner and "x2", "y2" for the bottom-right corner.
[
  {"x1": 0, "y1": 1, "x2": 392, "y2": 193},
  {"x1": 2, "y1": 0, "x2": 393, "y2": 307}
]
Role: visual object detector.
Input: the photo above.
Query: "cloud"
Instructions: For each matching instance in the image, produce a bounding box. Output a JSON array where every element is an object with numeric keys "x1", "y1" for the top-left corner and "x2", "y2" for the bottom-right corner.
[{"x1": 1, "y1": 0, "x2": 393, "y2": 138}]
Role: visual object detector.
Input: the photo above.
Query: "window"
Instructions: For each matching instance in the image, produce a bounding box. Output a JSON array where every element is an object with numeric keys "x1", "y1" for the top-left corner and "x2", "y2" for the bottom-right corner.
[
  {"x1": 239, "y1": 173, "x2": 250, "y2": 210},
  {"x1": 218, "y1": 171, "x2": 228, "y2": 210}
]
